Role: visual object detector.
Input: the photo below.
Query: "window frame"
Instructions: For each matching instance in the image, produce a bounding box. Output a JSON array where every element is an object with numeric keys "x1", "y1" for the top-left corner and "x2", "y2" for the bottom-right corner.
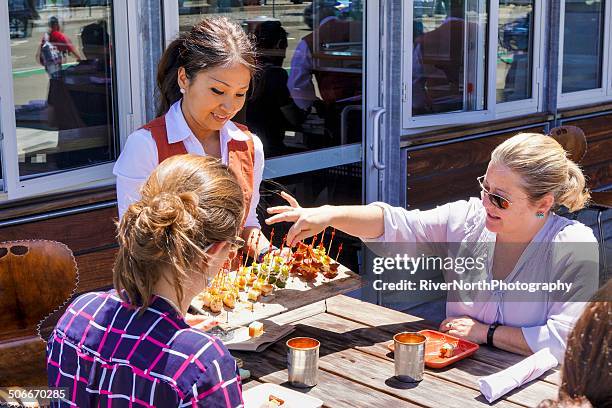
[
  {"x1": 0, "y1": 1, "x2": 139, "y2": 201},
  {"x1": 557, "y1": 0, "x2": 612, "y2": 109},
  {"x1": 402, "y1": 0, "x2": 500, "y2": 128},
  {"x1": 495, "y1": 0, "x2": 545, "y2": 118}
]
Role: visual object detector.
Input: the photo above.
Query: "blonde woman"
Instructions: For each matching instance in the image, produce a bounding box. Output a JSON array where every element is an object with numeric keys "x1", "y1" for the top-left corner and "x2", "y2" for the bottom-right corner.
[
  {"x1": 266, "y1": 133, "x2": 599, "y2": 359},
  {"x1": 47, "y1": 155, "x2": 245, "y2": 407}
]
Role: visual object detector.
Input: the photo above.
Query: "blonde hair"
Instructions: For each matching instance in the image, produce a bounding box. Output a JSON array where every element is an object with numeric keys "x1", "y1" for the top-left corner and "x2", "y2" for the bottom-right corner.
[
  {"x1": 113, "y1": 155, "x2": 244, "y2": 310},
  {"x1": 490, "y1": 133, "x2": 590, "y2": 212}
]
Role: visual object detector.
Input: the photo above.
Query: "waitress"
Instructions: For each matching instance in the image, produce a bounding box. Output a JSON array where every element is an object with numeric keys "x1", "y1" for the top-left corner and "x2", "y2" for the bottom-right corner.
[{"x1": 114, "y1": 16, "x2": 274, "y2": 259}]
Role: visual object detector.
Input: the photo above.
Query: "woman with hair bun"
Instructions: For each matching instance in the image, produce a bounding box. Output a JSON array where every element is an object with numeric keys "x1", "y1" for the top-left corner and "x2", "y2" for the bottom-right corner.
[
  {"x1": 266, "y1": 133, "x2": 600, "y2": 359},
  {"x1": 47, "y1": 155, "x2": 245, "y2": 407},
  {"x1": 114, "y1": 16, "x2": 278, "y2": 265}
]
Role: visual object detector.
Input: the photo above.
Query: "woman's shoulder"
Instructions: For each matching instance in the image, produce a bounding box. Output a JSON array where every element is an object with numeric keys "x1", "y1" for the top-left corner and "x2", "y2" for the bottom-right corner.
[
  {"x1": 113, "y1": 127, "x2": 158, "y2": 177},
  {"x1": 55, "y1": 291, "x2": 117, "y2": 333},
  {"x1": 552, "y1": 215, "x2": 597, "y2": 244},
  {"x1": 442, "y1": 197, "x2": 485, "y2": 223},
  {"x1": 125, "y1": 127, "x2": 156, "y2": 147}
]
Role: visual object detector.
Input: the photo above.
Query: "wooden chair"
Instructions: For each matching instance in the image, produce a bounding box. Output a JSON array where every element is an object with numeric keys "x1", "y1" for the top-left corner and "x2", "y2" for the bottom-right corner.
[
  {"x1": 548, "y1": 126, "x2": 611, "y2": 282},
  {"x1": 0, "y1": 240, "x2": 78, "y2": 386}
]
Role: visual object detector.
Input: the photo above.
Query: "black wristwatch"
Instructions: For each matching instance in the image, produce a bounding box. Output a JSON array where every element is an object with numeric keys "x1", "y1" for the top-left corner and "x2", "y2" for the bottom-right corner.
[{"x1": 487, "y1": 322, "x2": 499, "y2": 347}]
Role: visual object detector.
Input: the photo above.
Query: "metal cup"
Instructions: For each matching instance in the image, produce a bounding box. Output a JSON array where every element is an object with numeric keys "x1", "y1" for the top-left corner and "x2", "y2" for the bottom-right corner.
[
  {"x1": 287, "y1": 337, "x2": 320, "y2": 387},
  {"x1": 393, "y1": 332, "x2": 426, "y2": 383}
]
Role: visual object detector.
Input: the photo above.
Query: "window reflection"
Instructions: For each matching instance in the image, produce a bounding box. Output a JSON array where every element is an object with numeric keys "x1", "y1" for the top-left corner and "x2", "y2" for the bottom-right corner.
[
  {"x1": 562, "y1": 0, "x2": 605, "y2": 93},
  {"x1": 412, "y1": 0, "x2": 489, "y2": 116},
  {"x1": 497, "y1": 1, "x2": 533, "y2": 103},
  {"x1": 11, "y1": 1, "x2": 116, "y2": 179},
  {"x1": 179, "y1": 0, "x2": 363, "y2": 158}
]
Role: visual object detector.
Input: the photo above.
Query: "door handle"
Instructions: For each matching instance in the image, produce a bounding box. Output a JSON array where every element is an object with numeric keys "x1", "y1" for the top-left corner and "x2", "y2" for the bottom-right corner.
[{"x1": 372, "y1": 107, "x2": 386, "y2": 170}]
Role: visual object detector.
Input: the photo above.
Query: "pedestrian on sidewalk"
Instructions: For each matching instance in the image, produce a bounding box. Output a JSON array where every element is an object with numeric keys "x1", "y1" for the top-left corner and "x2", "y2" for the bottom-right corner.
[{"x1": 36, "y1": 16, "x2": 81, "y2": 77}]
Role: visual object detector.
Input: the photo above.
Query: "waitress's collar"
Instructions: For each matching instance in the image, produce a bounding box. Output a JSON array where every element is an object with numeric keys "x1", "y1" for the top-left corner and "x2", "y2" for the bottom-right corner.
[
  {"x1": 224, "y1": 120, "x2": 251, "y2": 141},
  {"x1": 165, "y1": 99, "x2": 250, "y2": 144}
]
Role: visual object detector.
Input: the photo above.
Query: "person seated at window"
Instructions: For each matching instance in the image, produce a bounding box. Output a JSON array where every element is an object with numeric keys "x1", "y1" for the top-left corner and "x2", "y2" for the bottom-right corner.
[
  {"x1": 266, "y1": 133, "x2": 599, "y2": 360},
  {"x1": 47, "y1": 155, "x2": 245, "y2": 407},
  {"x1": 245, "y1": 20, "x2": 304, "y2": 156},
  {"x1": 412, "y1": 0, "x2": 477, "y2": 115},
  {"x1": 48, "y1": 20, "x2": 112, "y2": 130},
  {"x1": 288, "y1": 1, "x2": 362, "y2": 147},
  {"x1": 537, "y1": 279, "x2": 611, "y2": 408}
]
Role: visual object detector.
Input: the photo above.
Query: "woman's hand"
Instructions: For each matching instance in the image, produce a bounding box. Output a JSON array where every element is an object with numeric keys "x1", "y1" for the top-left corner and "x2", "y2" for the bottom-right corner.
[
  {"x1": 185, "y1": 314, "x2": 220, "y2": 331},
  {"x1": 266, "y1": 192, "x2": 334, "y2": 247},
  {"x1": 439, "y1": 316, "x2": 488, "y2": 344}
]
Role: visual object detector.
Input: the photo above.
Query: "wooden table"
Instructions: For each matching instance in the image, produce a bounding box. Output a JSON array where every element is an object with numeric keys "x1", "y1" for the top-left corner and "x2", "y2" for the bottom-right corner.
[{"x1": 235, "y1": 295, "x2": 560, "y2": 407}]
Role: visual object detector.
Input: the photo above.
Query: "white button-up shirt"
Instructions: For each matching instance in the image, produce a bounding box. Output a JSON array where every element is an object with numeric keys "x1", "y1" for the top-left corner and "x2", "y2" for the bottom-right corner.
[
  {"x1": 113, "y1": 100, "x2": 265, "y2": 228},
  {"x1": 362, "y1": 198, "x2": 599, "y2": 360}
]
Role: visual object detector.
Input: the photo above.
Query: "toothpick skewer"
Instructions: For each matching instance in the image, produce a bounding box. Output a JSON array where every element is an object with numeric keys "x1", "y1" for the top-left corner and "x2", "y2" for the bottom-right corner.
[
  {"x1": 243, "y1": 234, "x2": 253, "y2": 267},
  {"x1": 279, "y1": 234, "x2": 287, "y2": 255},
  {"x1": 255, "y1": 231, "x2": 262, "y2": 260},
  {"x1": 335, "y1": 243, "x2": 343, "y2": 262},
  {"x1": 318, "y1": 227, "x2": 326, "y2": 249},
  {"x1": 328, "y1": 228, "x2": 336, "y2": 254},
  {"x1": 268, "y1": 228, "x2": 275, "y2": 255}
]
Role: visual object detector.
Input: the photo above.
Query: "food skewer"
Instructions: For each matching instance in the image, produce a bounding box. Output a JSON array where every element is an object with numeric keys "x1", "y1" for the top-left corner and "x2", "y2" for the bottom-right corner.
[
  {"x1": 335, "y1": 243, "x2": 343, "y2": 262},
  {"x1": 243, "y1": 234, "x2": 253, "y2": 267},
  {"x1": 268, "y1": 228, "x2": 275, "y2": 256},
  {"x1": 327, "y1": 228, "x2": 336, "y2": 254},
  {"x1": 310, "y1": 234, "x2": 317, "y2": 248},
  {"x1": 318, "y1": 228, "x2": 326, "y2": 249}
]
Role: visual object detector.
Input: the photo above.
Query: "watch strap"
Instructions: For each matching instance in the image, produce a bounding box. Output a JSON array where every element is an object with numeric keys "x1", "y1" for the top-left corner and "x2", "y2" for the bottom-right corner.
[{"x1": 487, "y1": 322, "x2": 499, "y2": 347}]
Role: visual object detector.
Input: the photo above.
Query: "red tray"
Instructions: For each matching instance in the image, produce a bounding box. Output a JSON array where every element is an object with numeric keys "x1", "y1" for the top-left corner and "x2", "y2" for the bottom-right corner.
[{"x1": 386, "y1": 329, "x2": 479, "y2": 368}]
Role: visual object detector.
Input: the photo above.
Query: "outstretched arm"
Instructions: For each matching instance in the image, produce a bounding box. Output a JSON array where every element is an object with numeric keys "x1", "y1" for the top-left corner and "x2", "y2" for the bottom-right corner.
[{"x1": 265, "y1": 192, "x2": 384, "y2": 246}]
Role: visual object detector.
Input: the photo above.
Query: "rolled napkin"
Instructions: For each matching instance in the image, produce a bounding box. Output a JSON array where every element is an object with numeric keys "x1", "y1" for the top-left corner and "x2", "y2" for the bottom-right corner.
[{"x1": 477, "y1": 348, "x2": 558, "y2": 403}]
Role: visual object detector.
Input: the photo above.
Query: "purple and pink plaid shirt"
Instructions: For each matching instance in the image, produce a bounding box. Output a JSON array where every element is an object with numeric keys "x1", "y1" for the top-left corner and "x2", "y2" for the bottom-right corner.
[{"x1": 46, "y1": 290, "x2": 243, "y2": 407}]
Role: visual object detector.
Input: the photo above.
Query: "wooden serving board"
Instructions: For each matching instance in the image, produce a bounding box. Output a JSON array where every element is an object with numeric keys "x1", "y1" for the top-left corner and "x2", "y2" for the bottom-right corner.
[{"x1": 190, "y1": 265, "x2": 362, "y2": 327}]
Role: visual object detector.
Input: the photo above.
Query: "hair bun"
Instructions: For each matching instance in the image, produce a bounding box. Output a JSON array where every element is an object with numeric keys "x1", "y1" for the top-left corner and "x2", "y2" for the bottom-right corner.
[{"x1": 142, "y1": 191, "x2": 198, "y2": 230}]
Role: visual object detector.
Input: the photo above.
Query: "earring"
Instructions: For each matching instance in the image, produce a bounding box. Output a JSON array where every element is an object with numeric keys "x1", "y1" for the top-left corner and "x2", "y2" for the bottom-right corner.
[
  {"x1": 180, "y1": 88, "x2": 185, "y2": 94},
  {"x1": 536, "y1": 212, "x2": 545, "y2": 218}
]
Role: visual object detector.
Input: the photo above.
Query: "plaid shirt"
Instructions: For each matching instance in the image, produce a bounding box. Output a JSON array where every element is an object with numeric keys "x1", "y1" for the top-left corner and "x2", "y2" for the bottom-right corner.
[{"x1": 46, "y1": 290, "x2": 243, "y2": 407}]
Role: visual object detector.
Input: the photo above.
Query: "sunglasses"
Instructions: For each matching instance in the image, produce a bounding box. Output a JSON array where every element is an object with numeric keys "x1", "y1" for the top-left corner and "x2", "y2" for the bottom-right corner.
[
  {"x1": 477, "y1": 176, "x2": 512, "y2": 210},
  {"x1": 228, "y1": 236, "x2": 245, "y2": 251}
]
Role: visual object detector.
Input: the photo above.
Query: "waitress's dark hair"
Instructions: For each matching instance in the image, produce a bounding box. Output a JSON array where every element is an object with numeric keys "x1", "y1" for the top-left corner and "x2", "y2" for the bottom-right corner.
[{"x1": 156, "y1": 16, "x2": 257, "y2": 117}]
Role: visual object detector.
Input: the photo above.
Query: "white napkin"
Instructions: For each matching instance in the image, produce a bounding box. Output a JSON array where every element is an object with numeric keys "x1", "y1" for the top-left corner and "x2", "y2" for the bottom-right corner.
[{"x1": 477, "y1": 348, "x2": 558, "y2": 403}]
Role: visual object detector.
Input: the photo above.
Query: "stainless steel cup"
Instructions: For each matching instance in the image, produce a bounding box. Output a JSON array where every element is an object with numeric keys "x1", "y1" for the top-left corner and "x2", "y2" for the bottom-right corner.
[
  {"x1": 287, "y1": 337, "x2": 320, "y2": 387},
  {"x1": 393, "y1": 332, "x2": 426, "y2": 383}
]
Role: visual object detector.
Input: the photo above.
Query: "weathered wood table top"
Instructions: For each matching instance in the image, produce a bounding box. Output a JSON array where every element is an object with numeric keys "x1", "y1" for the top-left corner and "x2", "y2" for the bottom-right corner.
[{"x1": 236, "y1": 295, "x2": 560, "y2": 408}]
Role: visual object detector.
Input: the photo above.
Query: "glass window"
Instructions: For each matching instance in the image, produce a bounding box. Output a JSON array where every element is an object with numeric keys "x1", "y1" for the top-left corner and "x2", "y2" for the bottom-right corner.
[
  {"x1": 10, "y1": 0, "x2": 117, "y2": 180},
  {"x1": 411, "y1": 0, "x2": 489, "y2": 116},
  {"x1": 561, "y1": 0, "x2": 605, "y2": 93},
  {"x1": 177, "y1": 0, "x2": 363, "y2": 158},
  {"x1": 496, "y1": 0, "x2": 534, "y2": 103}
]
